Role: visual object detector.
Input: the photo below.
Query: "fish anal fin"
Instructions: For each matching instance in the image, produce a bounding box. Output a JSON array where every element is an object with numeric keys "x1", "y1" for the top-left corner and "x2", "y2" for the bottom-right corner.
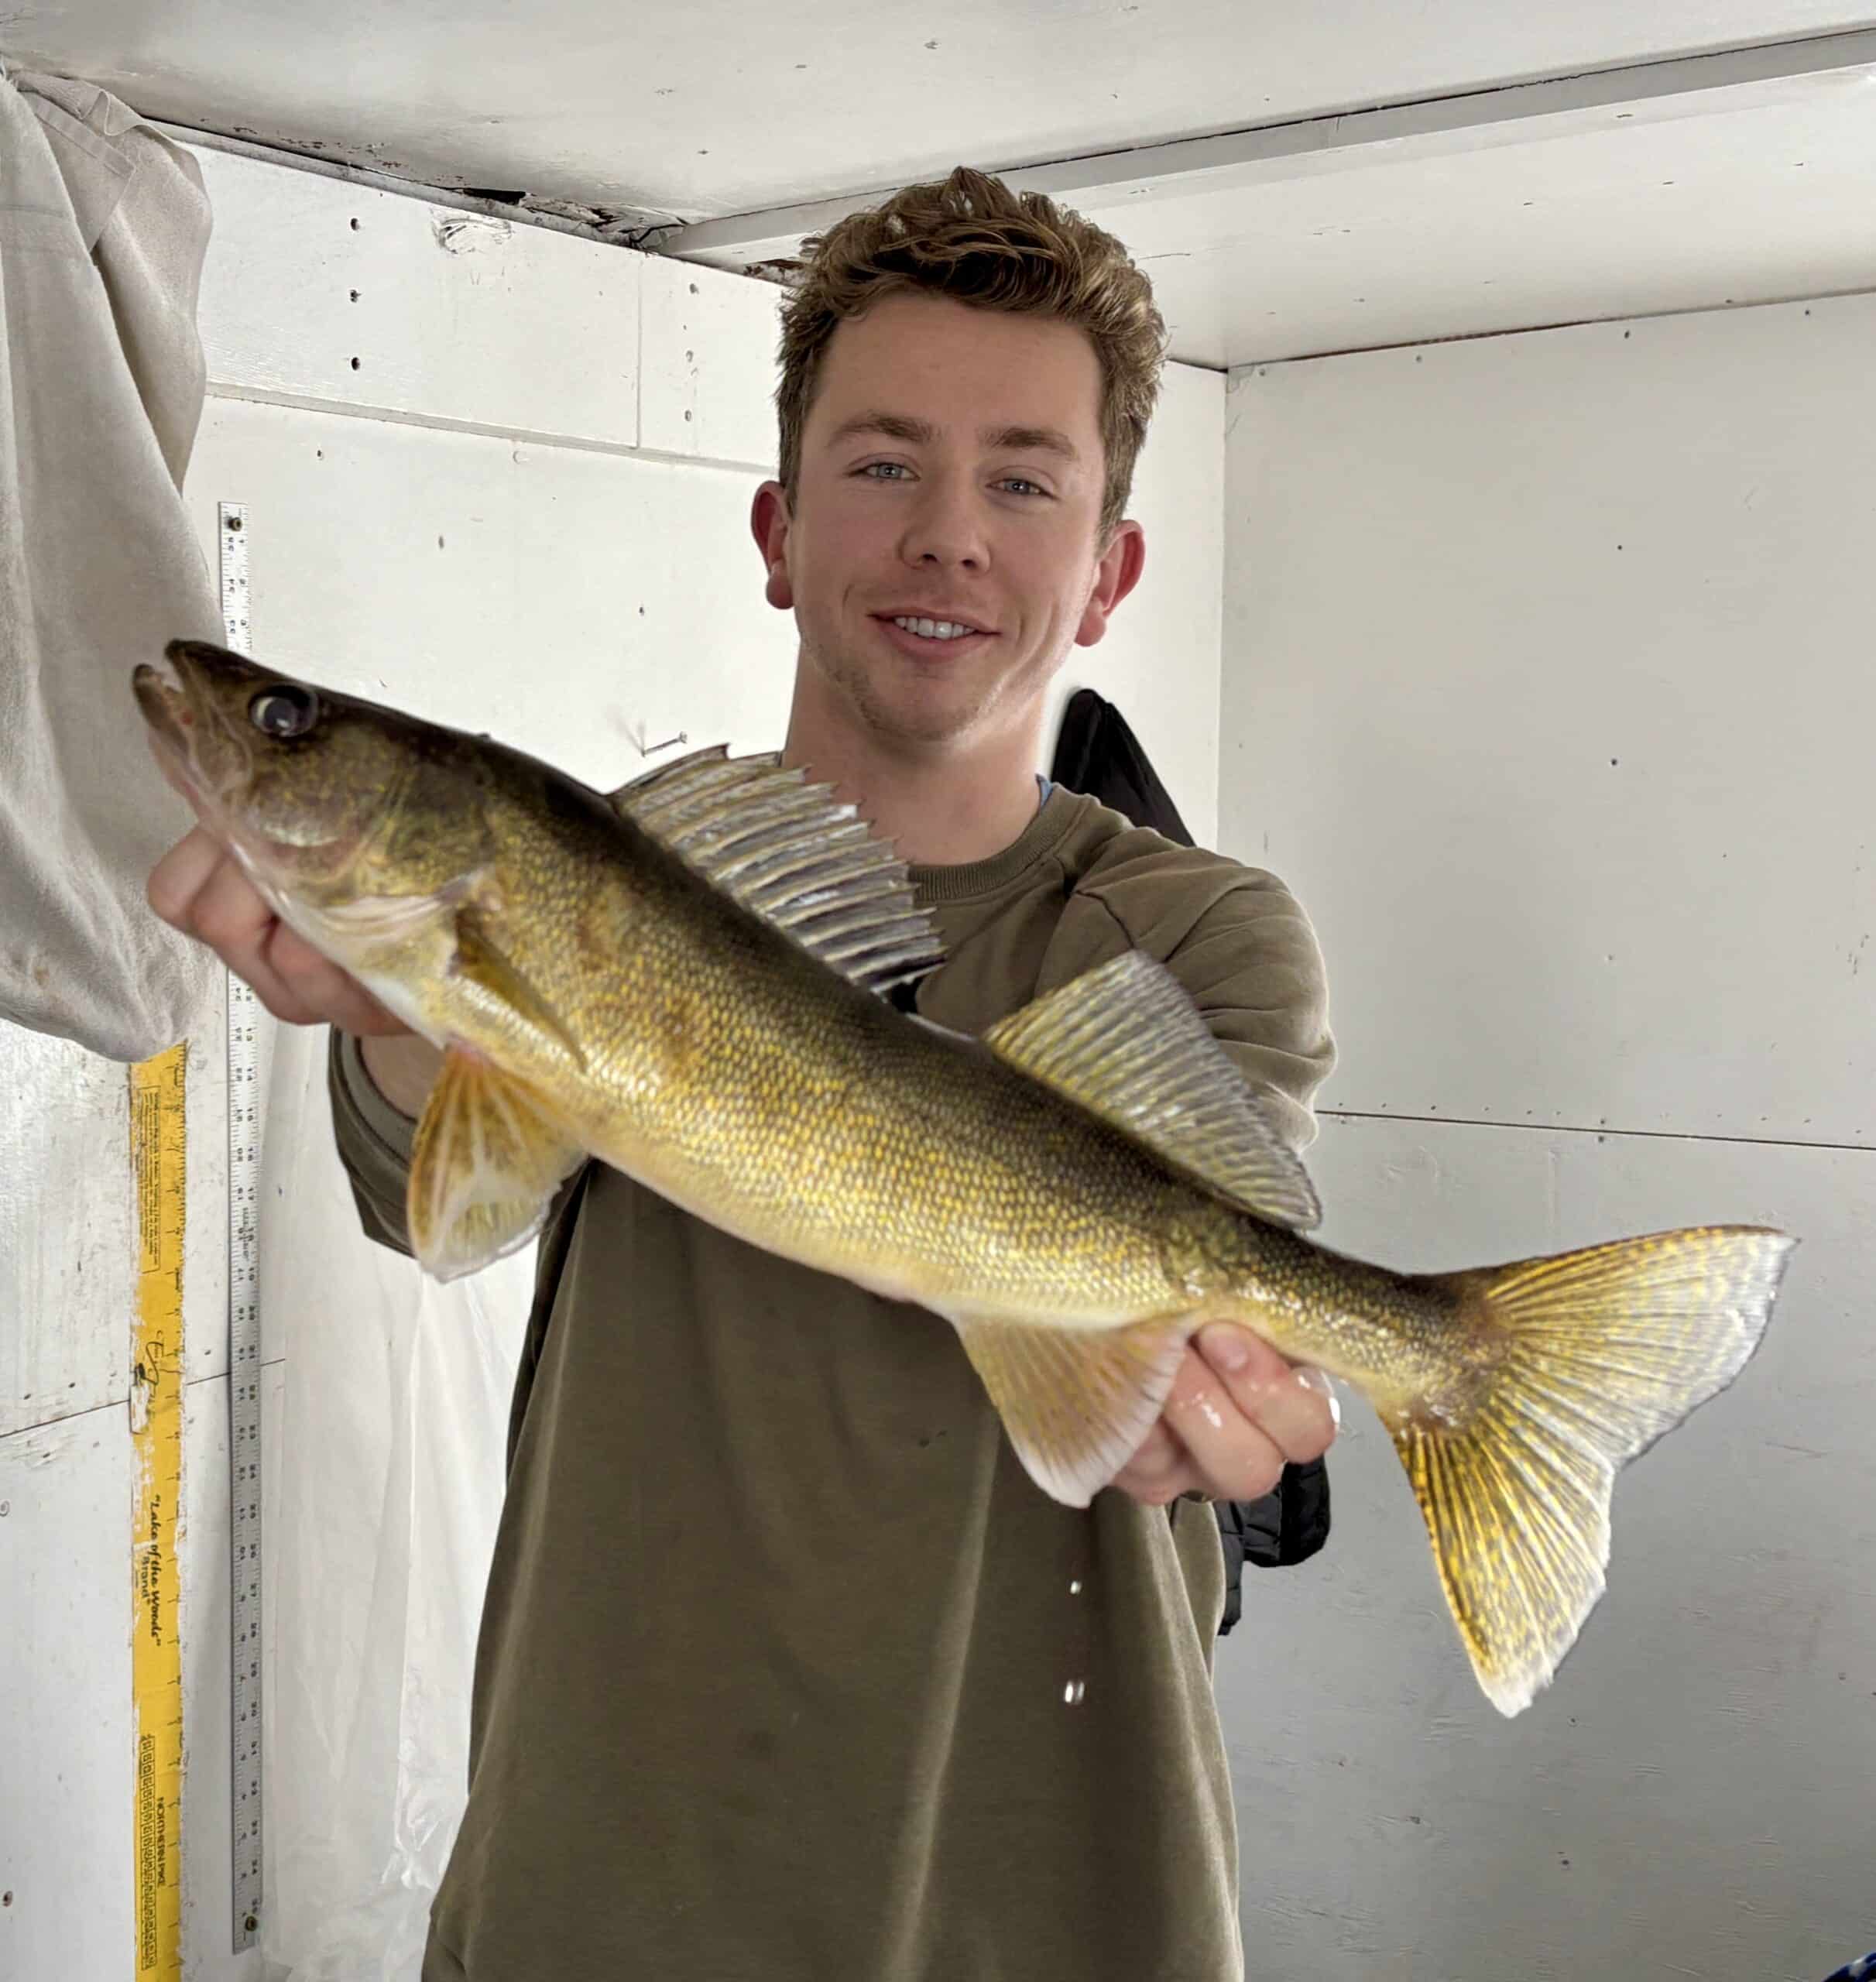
[
  {"x1": 408, "y1": 1045, "x2": 587, "y2": 1281},
  {"x1": 983, "y1": 949, "x2": 1320, "y2": 1230},
  {"x1": 1391, "y1": 1222, "x2": 1795, "y2": 1715},
  {"x1": 609, "y1": 746, "x2": 945, "y2": 996},
  {"x1": 947, "y1": 1310, "x2": 1190, "y2": 1507}
]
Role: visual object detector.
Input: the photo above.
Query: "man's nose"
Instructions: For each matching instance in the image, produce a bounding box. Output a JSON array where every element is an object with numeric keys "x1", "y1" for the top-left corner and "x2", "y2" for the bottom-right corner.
[{"x1": 898, "y1": 477, "x2": 989, "y2": 570}]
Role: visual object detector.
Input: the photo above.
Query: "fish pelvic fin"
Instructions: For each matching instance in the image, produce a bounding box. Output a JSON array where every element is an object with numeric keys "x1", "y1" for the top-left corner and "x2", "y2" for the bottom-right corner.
[
  {"x1": 408, "y1": 1045, "x2": 588, "y2": 1281},
  {"x1": 945, "y1": 1311, "x2": 1190, "y2": 1507},
  {"x1": 1391, "y1": 1223, "x2": 1796, "y2": 1716}
]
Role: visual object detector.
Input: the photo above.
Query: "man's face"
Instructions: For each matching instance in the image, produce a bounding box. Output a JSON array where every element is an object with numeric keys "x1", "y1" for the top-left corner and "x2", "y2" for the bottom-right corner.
[{"x1": 756, "y1": 292, "x2": 1141, "y2": 752}]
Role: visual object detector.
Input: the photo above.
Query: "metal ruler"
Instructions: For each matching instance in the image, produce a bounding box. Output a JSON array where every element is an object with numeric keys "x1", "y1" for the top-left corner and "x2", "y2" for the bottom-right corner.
[
  {"x1": 129, "y1": 1044, "x2": 188, "y2": 1980},
  {"x1": 219, "y1": 502, "x2": 266, "y2": 1949}
]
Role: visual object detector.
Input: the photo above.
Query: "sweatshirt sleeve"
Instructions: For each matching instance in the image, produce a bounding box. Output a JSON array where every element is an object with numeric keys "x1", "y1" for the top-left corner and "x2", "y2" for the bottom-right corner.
[
  {"x1": 326, "y1": 1027, "x2": 418, "y2": 1257},
  {"x1": 1055, "y1": 832, "x2": 1337, "y2": 1154},
  {"x1": 1151, "y1": 874, "x2": 1336, "y2": 1153}
]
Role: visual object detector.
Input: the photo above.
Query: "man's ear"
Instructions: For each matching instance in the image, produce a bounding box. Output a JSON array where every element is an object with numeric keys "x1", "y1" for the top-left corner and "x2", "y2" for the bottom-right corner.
[
  {"x1": 752, "y1": 482, "x2": 794, "y2": 611},
  {"x1": 1075, "y1": 520, "x2": 1147, "y2": 647}
]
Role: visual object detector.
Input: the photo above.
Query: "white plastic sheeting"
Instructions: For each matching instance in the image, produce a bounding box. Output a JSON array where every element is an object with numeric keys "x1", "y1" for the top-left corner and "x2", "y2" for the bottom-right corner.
[
  {"x1": 0, "y1": 67, "x2": 221, "y2": 1061},
  {"x1": 258, "y1": 1020, "x2": 531, "y2": 1979}
]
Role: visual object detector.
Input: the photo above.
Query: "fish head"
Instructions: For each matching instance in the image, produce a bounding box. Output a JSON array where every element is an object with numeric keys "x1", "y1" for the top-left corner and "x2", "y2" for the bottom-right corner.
[{"x1": 135, "y1": 639, "x2": 495, "y2": 917}]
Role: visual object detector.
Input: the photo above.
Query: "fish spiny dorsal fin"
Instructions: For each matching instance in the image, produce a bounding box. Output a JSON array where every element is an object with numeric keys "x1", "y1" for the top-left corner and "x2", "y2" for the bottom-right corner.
[
  {"x1": 983, "y1": 949, "x2": 1322, "y2": 1230},
  {"x1": 609, "y1": 746, "x2": 945, "y2": 996}
]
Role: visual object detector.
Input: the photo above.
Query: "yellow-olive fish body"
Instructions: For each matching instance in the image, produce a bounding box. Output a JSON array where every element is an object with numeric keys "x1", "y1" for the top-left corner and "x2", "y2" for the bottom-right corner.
[{"x1": 135, "y1": 640, "x2": 1795, "y2": 1716}]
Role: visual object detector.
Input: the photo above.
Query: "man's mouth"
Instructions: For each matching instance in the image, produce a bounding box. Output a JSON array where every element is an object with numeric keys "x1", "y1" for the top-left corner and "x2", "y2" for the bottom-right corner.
[{"x1": 873, "y1": 612, "x2": 996, "y2": 655}]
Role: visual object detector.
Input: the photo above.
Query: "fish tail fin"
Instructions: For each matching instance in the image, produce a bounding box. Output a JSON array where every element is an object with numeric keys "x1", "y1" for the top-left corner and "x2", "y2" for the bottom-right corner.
[{"x1": 1392, "y1": 1224, "x2": 1795, "y2": 1716}]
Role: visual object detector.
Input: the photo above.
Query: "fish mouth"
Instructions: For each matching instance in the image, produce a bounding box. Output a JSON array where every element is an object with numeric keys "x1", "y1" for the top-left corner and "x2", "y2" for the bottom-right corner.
[
  {"x1": 133, "y1": 640, "x2": 252, "y2": 818},
  {"x1": 133, "y1": 657, "x2": 206, "y2": 801}
]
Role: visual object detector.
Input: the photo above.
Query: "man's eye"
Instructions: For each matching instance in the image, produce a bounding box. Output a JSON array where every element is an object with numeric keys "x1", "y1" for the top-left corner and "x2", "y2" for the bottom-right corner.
[
  {"x1": 999, "y1": 478, "x2": 1050, "y2": 498},
  {"x1": 859, "y1": 462, "x2": 912, "y2": 481}
]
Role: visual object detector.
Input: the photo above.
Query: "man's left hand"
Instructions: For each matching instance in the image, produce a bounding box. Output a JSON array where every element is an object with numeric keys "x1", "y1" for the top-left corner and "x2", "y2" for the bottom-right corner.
[{"x1": 1112, "y1": 1325, "x2": 1339, "y2": 1507}]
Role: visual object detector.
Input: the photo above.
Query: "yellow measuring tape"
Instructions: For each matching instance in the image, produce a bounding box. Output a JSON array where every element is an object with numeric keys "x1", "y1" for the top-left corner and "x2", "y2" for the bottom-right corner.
[{"x1": 129, "y1": 1042, "x2": 187, "y2": 1980}]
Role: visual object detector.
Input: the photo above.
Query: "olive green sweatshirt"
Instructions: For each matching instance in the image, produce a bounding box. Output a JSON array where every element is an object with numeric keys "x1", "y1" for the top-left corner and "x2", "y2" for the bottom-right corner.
[{"x1": 328, "y1": 784, "x2": 1335, "y2": 1982}]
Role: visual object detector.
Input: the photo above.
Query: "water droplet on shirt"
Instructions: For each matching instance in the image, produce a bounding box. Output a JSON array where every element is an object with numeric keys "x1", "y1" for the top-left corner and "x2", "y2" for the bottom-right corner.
[
  {"x1": 1068, "y1": 1579, "x2": 1082, "y2": 1596},
  {"x1": 1062, "y1": 1679, "x2": 1086, "y2": 1706}
]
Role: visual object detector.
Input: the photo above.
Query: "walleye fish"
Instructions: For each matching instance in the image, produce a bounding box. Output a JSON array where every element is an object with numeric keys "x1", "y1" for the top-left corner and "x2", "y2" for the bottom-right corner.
[{"x1": 135, "y1": 639, "x2": 1795, "y2": 1716}]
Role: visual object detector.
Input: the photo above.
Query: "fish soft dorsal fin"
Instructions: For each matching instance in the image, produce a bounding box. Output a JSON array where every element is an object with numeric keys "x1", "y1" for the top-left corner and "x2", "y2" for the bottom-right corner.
[
  {"x1": 983, "y1": 948, "x2": 1322, "y2": 1230},
  {"x1": 609, "y1": 746, "x2": 945, "y2": 996}
]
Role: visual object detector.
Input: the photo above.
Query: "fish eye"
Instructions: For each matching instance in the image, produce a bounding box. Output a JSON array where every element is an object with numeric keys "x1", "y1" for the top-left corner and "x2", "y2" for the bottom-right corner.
[{"x1": 249, "y1": 684, "x2": 320, "y2": 739}]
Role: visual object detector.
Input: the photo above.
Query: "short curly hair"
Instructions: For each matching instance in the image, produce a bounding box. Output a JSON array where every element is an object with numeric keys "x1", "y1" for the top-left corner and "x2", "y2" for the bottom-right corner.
[{"x1": 775, "y1": 166, "x2": 1168, "y2": 540}]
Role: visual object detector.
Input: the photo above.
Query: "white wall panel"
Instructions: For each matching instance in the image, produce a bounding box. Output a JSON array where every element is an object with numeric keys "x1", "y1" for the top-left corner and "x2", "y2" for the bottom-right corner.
[
  {"x1": 1219, "y1": 283, "x2": 1873, "y2": 1979},
  {"x1": 194, "y1": 148, "x2": 642, "y2": 451},
  {"x1": 639, "y1": 255, "x2": 784, "y2": 469},
  {"x1": 0, "y1": 1410, "x2": 132, "y2": 1981},
  {"x1": 1, "y1": 993, "x2": 244, "y2": 1433},
  {"x1": 1219, "y1": 1111, "x2": 1872, "y2": 1980},
  {"x1": 0, "y1": 1031, "x2": 129, "y2": 1436},
  {"x1": 1223, "y1": 290, "x2": 1876, "y2": 1147},
  {"x1": 183, "y1": 397, "x2": 790, "y2": 787}
]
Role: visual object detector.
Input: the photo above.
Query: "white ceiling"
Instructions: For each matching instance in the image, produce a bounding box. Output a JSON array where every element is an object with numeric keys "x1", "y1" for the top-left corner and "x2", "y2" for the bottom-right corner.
[{"x1": 8, "y1": 1, "x2": 1876, "y2": 365}]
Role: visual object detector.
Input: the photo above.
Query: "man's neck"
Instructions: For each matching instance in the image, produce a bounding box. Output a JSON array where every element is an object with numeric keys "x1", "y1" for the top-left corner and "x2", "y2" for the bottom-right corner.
[{"x1": 781, "y1": 684, "x2": 1047, "y2": 869}]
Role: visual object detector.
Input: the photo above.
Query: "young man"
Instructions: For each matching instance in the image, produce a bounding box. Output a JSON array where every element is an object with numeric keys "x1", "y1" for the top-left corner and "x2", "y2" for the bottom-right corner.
[{"x1": 150, "y1": 167, "x2": 1337, "y2": 1980}]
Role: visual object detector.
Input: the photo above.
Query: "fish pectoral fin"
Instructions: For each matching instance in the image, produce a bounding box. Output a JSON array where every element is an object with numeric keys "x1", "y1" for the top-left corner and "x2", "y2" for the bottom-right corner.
[
  {"x1": 451, "y1": 907, "x2": 588, "y2": 1072},
  {"x1": 945, "y1": 1310, "x2": 1190, "y2": 1508},
  {"x1": 407, "y1": 1046, "x2": 587, "y2": 1281},
  {"x1": 1391, "y1": 1223, "x2": 1795, "y2": 1716},
  {"x1": 982, "y1": 950, "x2": 1320, "y2": 1230}
]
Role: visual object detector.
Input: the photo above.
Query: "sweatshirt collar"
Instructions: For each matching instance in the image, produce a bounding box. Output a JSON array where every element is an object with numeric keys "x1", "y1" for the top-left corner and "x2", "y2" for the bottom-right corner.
[{"x1": 908, "y1": 787, "x2": 1087, "y2": 905}]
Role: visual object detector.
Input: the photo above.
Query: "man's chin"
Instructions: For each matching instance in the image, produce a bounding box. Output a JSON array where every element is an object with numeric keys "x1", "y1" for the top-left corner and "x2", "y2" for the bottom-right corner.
[{"x1": 869, "y1": 689, "x2": 994, "y2": 750}]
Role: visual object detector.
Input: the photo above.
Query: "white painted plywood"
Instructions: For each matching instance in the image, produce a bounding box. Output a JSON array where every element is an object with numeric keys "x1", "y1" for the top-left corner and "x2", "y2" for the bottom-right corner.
[
  {"x1": 0, "y1": 993, "x2": 249, "y2": 1433},
  {"x1": 639, "y1": 255, "x2": 783, "y2": 469},
  {"x1": 194, "y1": 147, "x2": 641, "y2": 450},
  {"x1": 0, "y1": 1030, "x2": 130, "y2": 1437},
  {"x1": 183, "y1": 398, "x2": 789, "y2": 786},
  {"x1": 1220, "y1": 1110, "x2": 1874, "y2": 1979},
  {"x1": 1221, "y1": 288, "x2": 1876, "y2": 1147},
  {"x1": 0, "y1": 1410, "x2": 133, "y2": 1982}
]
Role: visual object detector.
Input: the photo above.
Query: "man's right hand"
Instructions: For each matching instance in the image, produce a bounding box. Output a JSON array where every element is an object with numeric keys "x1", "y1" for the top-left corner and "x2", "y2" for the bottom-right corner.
[
  {"x1": 148, "y1": 825, "x2": 444, "y2": 1115},
  {"x1": 149, "y1": 826, "x2": 404, "y2": 1035}
]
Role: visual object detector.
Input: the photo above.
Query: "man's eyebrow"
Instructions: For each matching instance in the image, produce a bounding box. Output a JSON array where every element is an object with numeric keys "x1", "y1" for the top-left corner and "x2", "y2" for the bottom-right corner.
[
  {"x1": 984, "y1": 423, "x2": 1081, "y2": 459},
  {"x1": 826, "y1": 411, "x2": 1082, "y2": 459}
]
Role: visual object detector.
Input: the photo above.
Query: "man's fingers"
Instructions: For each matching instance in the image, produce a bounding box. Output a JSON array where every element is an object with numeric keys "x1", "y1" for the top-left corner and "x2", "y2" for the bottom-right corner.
[
  {"x1": 148, "y1": 827, "x2": 412, "y2": 1037},
  {"x1": 149, "y1": 837, "x2": 315, "y2": 1020},
  {"x1": 1195, "y1": 1325, "x2": 1338, "y2": 1465},
  {"x1": 1112, "y1": 1417, "x2": 1191, "y2": 1504},
  {"x1": 261, "y1": 920, "x2": 407, "y2": 1036},
  {"x1": 147, "y1": 838, "x2": 322, "y2": 1025},
  {"x1": 146, "y1": 825, "x2": 228, "y2": 930},
  {"x1": 1113, "y1": 1328, "x2": 1341, "y2": 1510},
  {"x1": 1159, "y1": 1342, "x2": 1289, "y2": 1504}
]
